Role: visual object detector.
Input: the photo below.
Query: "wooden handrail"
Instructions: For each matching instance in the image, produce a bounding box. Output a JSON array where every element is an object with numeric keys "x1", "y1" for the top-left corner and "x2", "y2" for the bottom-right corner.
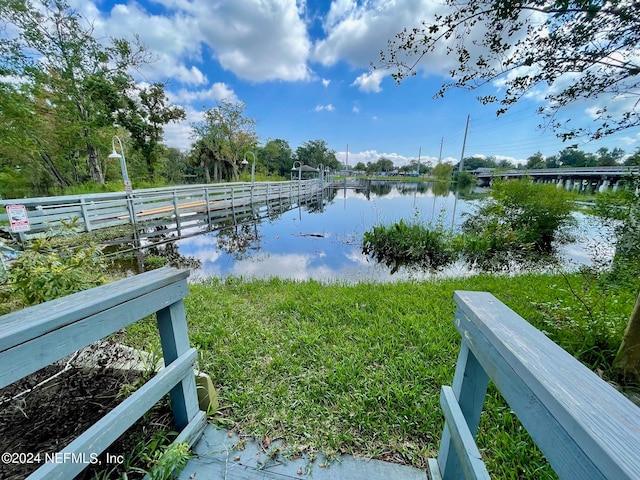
[
  {"x1": 0, "y1": 267, "x2": 206, "y2": 479},
  {"x1": 438, "y1": 290, "x2": 640, "y2": 479}
]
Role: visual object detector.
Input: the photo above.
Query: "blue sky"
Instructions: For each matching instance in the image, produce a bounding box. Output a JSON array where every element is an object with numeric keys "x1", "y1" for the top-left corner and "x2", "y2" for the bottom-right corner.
[{"x1": 78, "y1": 0, "x2": 640, "y2": 167}]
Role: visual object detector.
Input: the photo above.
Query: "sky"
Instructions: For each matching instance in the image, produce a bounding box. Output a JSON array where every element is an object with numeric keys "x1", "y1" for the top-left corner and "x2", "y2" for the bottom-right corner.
[{"x1": 69, "y1": 0, "x2": 639, "y2": 167}]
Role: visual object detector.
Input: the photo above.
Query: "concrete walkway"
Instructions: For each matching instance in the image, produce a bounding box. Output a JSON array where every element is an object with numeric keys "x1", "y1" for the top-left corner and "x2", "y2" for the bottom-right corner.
[{"x1": 178, "y1": 424, "x2": 435, "y2": 480}]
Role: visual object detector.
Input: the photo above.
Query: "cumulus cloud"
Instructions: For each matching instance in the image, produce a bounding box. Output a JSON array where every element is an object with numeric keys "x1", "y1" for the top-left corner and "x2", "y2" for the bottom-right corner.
[
  {"x1": 314, "y1": 104, "x2": 335, "y2": 112},
  {"x1": 351, "y1": 69, "x2": 385, "y2": 93},
  {"x1": 313, "y1": 0, "x2": 447, "y2": 74},
  {"x1": 191, "y1": 0, "x2": 312, "y2": 81},
  {"x1": 170, "y1": 82, "x2": 238, "y2": 104}
]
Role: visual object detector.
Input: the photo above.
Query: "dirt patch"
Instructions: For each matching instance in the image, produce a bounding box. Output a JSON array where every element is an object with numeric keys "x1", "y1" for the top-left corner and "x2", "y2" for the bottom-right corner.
[{"x1": 0, "y1": 341, "x2": 175, "y2": 480}]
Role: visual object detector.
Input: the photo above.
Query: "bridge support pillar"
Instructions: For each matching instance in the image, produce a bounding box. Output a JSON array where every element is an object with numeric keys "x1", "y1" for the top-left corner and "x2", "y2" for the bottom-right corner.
[{"x1": 564, "y1": 178, "x2": 573, "y2": 191}]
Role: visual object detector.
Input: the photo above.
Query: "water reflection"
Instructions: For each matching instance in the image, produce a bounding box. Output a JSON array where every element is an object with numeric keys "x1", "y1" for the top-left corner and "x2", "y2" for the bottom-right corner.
[
  {"x1": 177, "y1": 182, "x2": 476, "y2": 282},
  {"x1": 170, "y1": 181, "x2": 610, "y2": 283}
]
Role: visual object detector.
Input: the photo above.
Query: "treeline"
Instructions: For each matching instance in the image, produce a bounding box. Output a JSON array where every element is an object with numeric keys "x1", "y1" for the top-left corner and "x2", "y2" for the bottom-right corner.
[
  {"x1": 352, "y1": 146, "x2": 640, "y2": 179},
  {"x1": 0, "y1": 1, "x2": 340, "y2": 200}
]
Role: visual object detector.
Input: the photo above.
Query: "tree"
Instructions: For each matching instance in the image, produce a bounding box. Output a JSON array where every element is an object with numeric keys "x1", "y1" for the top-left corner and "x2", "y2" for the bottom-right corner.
[
  {"x1": 0, "y1": 0, "x2": 151, "y2": 185},
  {"x1": 294, "y1": 140, "x2": 340, "y2": 170},
  {"x1": 370, "y1": 157, "x2": 395, "y2": 174},
  {"x1": 113, "y1": 83, "x2": 186, "y2": 179},
  {"x1": 526, "y1": 152, "x2": 546, "y2": 169},
  {"x1": 432, "y1": 162, "x2": 454, "y2": 180},
  {"x1": 354, "y1": 161, "x2": 367, "y2": 172},
  {"x1": 595, "y1": 147, "x2": 625, "y2": 166},
  {"x1": 625, "y1": 148, "x2": 640, "y2": 166},
  {"x1": 260, "y1": 139, "x2": 293, "y2": 177},
  {"x1": 462, "y1": 156, "x2": 498, "y2": 171},
  {"x1": 191, "y1": 100, "x2": 257, "y2": 182},
  {"x1": 380, "y1": 0, "x2": 640, "y2": 141}
]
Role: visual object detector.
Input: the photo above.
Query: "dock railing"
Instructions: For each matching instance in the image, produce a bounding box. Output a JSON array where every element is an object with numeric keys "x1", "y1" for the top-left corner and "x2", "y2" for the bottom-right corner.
[
  {"x1": 436, "y1": 291, "x2": 640, "y2": 479},
  {"x1": 0, "y1": 267, "x2": 206, "y2": 480},
  {"x1": 0, "y1": 179, "x2": 325, "y2": 240}
]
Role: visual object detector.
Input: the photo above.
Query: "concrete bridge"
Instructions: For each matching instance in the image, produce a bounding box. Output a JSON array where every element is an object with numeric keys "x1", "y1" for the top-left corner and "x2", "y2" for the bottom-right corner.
[{"x1": 472, "y1": 166, "x2": 640, "y2": 191}]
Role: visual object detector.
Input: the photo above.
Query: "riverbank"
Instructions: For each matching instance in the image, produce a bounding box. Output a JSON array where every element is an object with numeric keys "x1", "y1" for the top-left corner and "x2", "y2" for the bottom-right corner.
[{"x1": 125, "y1": 271, "x2": 636, "y2": 478}]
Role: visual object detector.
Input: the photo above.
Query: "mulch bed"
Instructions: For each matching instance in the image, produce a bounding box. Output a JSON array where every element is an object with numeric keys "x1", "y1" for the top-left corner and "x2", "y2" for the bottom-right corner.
[{"x1": 0, "y1": 341, "x2": 175, "y2": 480}]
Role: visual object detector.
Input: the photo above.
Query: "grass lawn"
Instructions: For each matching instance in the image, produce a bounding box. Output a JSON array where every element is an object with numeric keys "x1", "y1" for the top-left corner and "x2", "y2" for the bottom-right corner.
[{"x1": 125, "y1": 271, "x2": 636, "y2": 479}]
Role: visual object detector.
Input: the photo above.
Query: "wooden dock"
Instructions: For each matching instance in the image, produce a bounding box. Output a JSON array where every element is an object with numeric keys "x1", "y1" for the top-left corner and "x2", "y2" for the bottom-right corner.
[{"x1": 0, "y1": 179, "x2": 328, "y2": 247}]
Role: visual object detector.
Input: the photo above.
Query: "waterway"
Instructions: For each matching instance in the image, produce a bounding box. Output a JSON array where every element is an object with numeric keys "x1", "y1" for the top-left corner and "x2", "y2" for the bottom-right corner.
[{"x1": 170, "y1": 181, "x2": 611, "y2": 283}]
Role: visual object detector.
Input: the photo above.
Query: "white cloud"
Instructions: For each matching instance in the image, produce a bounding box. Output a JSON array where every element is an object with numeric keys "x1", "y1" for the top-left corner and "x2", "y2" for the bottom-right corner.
[
  {"x1": 192, "y1": 0, "x2": 312, "y2": 81},
  {"x1": 171, "y1": 82, "x2": 239, "y2": 104},
  {"x1": 351, "y1": 70, "x2": 385, "y2": 93},
  {"x1": 314, "y1": 104, "x2": 335, "y2": 112},
  {"x1": 313, "y1": 0, "x2": 446, "y2": 74},
  {"x1": 322, "y1": 78, "x2": 331, "y2": 88}
]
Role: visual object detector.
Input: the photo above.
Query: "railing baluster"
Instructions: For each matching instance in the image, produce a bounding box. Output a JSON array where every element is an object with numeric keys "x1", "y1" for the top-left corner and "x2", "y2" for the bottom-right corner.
[{"x1": 438, "y1": 342, "x2": 489, "y2": 479}]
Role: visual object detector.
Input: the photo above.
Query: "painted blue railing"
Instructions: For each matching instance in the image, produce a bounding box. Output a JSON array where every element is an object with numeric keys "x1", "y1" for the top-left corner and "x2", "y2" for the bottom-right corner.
[
  {"x1": 0, "y1": 267, "x2": 205, "y2": 480},
  {"x1": 436, "y1": 291, "x2": 640, "y2": 479}
]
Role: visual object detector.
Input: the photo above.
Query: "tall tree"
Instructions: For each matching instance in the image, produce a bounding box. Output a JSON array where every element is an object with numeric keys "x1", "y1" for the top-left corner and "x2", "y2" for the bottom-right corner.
[
  {"x1": 113, "y1": 82, "x2": 186, "y2": 179},
  {"x1": 260, "y1": 139, "x2": 293, "y2": 177},
  {"x1": 294, "y1": 140, "x2": 340, "y2": 171},
  {"x1": 0, "y1": 0, "x2": 150, "y2": 185},
  {"x1": 190, "y1": 100, "x2": 257, "y2": 182},
  {"x1": 380, "y1": 0, "x2": 640, "y2": 141}
]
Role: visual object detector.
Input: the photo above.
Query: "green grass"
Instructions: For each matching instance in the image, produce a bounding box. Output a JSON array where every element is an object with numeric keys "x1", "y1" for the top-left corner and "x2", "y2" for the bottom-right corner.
[{"x1": 124, "y1": 272, "x2": 636, "y2": 478}]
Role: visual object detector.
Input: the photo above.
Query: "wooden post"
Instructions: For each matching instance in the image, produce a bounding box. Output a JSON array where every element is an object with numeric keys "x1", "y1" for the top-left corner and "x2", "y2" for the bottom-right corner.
[
  {"x1": 172, "y1": 191, "x2": 181, "y2": 236},
  {"x1": 438, "y1": 341, "x2": 489, "y2": 479},
  {"x1": 126, "y1": 195, "x2": 140, "y2": 249},
  {"x1": 204, "y1": 188, "x2": 212, "y2": 230},
  {"x1": 80, "y1": 197, "x2": 92, "y2": 232},
  {"x1": 156, "y1": 299, "x2": 200, "y2": 430}
]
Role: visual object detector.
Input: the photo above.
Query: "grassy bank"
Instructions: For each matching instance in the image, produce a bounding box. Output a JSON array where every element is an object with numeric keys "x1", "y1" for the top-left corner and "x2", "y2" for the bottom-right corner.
[{"x1": 125, "y1": 272, "x2": 636, "y2": 478}]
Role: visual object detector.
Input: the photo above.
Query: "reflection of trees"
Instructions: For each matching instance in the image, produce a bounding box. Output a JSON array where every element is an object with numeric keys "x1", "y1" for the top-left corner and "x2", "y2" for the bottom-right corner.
[
  {"x1": 369, "y1": 182, "x2": 393, "y2": 196},
  {"x1": 430, "y1": 181, "x2": 451, "y2": 197},
  {"x1": 146, "y1": 242, "x2": 202, "y2": 269},
  {"x1": 217, "y1": 223, "x2": 260, "y2": 260}
]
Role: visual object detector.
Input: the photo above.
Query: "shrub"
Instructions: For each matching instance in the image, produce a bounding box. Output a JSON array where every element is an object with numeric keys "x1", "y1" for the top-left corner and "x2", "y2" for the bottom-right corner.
[
  {"x1": 462, "y1": 179, "x2": 575, "y2": 255},
  {"x1": 362, "y1": 218, "x2": 456, "y2": 273},
  {"x1": 7, "y1": 229, "x2": 107, "y2": 306}
]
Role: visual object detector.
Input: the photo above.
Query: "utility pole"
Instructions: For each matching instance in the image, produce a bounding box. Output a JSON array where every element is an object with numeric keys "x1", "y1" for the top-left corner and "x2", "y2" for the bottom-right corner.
[
  {"x1": 458, "y1": 115, "x2": 470, "y2": 172},
  {"x1": 438, "y1": 137, "x2": 443, "y2": 164}
]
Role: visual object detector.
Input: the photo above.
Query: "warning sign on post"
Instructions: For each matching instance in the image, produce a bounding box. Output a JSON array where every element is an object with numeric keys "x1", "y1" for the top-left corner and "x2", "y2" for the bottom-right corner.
[{"x1": 6, "y1": 204, "x2": 31, "y2": 233}]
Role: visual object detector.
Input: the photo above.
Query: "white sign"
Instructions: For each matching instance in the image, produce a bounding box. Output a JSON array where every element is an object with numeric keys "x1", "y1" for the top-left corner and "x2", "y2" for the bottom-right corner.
[{"x1": 6, "y1": 204, "x2": 31, "y2": 233}]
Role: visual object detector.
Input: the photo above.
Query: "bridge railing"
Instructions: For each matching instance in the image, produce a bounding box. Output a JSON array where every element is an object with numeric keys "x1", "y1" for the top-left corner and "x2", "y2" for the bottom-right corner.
[
  {"x1": 0, "y1": 179, "x2": 324, "y2": 240},
  {"x1": 0, "y1": 267, "x2": 206, "y2": 480},
  {"x1": 436, "y1": 291, "x2": 640, "y2": 479},
  {"x1": 475, "y1": 166, "x2": 640, "y2": 178}
]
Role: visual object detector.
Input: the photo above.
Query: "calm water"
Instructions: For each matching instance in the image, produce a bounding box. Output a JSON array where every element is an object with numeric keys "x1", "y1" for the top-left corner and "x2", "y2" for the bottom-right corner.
[{"x1": 175, "y1": 181, "x2": 610, "y2": 283}]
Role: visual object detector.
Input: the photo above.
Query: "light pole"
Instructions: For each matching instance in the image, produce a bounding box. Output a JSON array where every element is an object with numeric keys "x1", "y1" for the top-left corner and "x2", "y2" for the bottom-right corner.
[
  {"x1": 243, "y1": 151, "x2": 256, "y2": 184},
  {"x1": 108, "y1": 135, "x2": 132, "y2": 195}
]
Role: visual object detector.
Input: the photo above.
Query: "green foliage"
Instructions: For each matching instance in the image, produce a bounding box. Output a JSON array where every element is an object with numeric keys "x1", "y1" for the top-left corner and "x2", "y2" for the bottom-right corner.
[
  {"x1": 453, "y1": 170, "x2": 476, "y2": 188},
  {"x1": 461, "y1": 179, "x2": 575, "y2": 261},
  {"x1": 260, "y1": 139, "x2": 293, "y2": 177},
  {"x1": 294, "y1": 139, "x2": 341, "y2": 170},
  {"x1": 142, "y1": 441, "x2": 191, "y2": 480},
  {"x1": 381, "y1": 0, "x2": 640, "y2": 140},
  {"x1": 362, "y1": 217, "x2": 455, "y2": 272},
  {"x1": 363, "y1": 179, "x2": 576, "y2": 273},
  {"x1": 6, "y1": 225, "x2": 107, "y2": 306},
  {"x1": 432, "y1": 162, "x2": 454, "y2": 180},
  {"x1": 190, "y1": 100, "x2": 258, "y2": 183}
]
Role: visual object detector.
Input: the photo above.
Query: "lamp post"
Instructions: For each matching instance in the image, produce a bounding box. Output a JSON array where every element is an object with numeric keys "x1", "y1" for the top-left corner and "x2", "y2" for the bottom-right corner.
[
  {"x1": 243, "y1": 151, "x2": 256, "y2": 184},
  {"x1": 108, "y1": 135, "x2": 132, "y2": 195}
]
